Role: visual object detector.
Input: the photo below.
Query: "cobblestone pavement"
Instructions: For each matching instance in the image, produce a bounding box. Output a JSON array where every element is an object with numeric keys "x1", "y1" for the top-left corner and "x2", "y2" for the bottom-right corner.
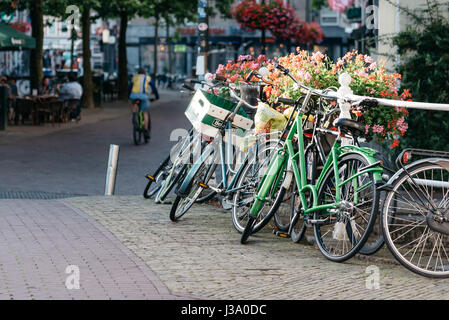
[
  {"x1": 0, "y1": 199, "x2": 196, "y2": 300},
  {"x1": 67, "y1": 196, "x2": 449, "y2": 300}
]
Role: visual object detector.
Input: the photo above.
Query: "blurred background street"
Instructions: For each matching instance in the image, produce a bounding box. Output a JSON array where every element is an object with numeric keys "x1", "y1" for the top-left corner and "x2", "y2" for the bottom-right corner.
[{"x1": 0, "y1": 89, "x2": 190, "y2": 197}]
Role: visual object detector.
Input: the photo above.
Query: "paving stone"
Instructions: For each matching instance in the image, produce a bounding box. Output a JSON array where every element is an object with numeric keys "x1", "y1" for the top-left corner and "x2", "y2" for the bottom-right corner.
[
  {"x1": 0, "y1": 199, "x2": 192, "y2": 300},
  {"x1": 67, "y1": 195, "x2": 449, "y2": 300}
]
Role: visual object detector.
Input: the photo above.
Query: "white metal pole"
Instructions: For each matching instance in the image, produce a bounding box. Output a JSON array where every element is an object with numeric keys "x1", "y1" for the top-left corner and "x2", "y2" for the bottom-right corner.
[{"x1": 105, "y1": 144, "x2": 120, "y2": 196}]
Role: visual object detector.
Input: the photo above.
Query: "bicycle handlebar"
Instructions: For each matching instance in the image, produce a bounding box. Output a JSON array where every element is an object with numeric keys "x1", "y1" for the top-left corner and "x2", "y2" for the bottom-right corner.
[
  {"x1": 229, "y1": 86, "x2": 258, "y2": 110},
  {"x1": 274, "y1": 63, "x2": 449, "y2": 111},
  {"x1": 277, "y1": 98, "x2": 296, "y2": 106}
]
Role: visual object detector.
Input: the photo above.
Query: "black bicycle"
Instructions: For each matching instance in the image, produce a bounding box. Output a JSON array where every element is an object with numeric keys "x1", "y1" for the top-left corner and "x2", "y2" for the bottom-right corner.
[{"x1": 131, "y1": 98, "x2": 153, "y2": 145}]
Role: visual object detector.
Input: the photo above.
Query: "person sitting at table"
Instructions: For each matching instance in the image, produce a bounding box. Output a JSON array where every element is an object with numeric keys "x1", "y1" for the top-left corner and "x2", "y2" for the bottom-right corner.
[
  {"x1": 38, "y1": 77, "x2": 54, "y2": 95},
  {"x1": 58, "y1": 75, "x2": 83, "y2": 121}
]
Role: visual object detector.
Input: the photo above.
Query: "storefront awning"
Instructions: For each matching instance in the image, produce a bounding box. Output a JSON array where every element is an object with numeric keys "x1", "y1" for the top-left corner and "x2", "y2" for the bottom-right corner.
[{"x1": 0, "y1": 23, "x2": 36, "y2": 50}]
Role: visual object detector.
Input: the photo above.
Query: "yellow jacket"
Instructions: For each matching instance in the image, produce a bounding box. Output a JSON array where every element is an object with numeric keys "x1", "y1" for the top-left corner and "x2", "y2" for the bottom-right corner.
[{"x1": 131, "y1": 74, "x2": 152, "y2": 94}]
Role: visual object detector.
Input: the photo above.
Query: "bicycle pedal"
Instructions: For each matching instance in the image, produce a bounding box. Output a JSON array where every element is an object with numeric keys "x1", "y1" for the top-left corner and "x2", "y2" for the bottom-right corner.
[
  {"x1": 146, "y1": 174, "x2": 155, "y2": 181},
  {"x1": 274, "y1": 231, "x2": 290, "y2": 238}
]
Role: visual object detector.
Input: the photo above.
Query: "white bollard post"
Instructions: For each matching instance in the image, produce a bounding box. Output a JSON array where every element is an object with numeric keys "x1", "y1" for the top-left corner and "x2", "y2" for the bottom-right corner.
[{"x1": 105, "y1": 144, "x2": 120, "y2": 196}]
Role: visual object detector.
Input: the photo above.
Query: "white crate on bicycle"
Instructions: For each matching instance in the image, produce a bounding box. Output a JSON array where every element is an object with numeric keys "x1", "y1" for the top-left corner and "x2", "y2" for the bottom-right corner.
[{"x1": 185, "y1": 90, "x2": 254, "y2": 145}]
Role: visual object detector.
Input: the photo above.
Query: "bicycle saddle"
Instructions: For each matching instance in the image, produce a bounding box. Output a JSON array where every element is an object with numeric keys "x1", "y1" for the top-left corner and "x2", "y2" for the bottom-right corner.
[{"x1": 333, "y1": 118, "x2": 365, "y2": 138}]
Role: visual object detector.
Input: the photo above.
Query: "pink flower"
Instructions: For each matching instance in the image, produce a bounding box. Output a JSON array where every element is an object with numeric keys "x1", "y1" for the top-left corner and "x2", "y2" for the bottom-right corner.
[
  {"x1": 312, "y1": 51, "x2": 324, "y2": 62},
  {"x1": 216, "y1": 64, "x2": 225, "y2": 74},
  {"x1": 250, "y1": 62, "x2": 260, "y2": 70},
  {"x1": 372, "y1": 125, "x2": 384, "y2": 133},
  {"x1": 358, "y1": 69, "x2": 368, "y2": 77},
  {"x1": 364, "y1": 55, "x2": 374, "y2": 64},
  {"x1": 397, "y1": 117, "x2": 408, "y2": 134},
  {"x1": 365, "y1": 125, "x2": 370, "y2": 135}
]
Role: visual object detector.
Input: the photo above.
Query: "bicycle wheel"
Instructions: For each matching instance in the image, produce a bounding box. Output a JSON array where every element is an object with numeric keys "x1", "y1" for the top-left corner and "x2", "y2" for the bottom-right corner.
[
  {"x1": 156, "y1": 163, "x2": 189, "y2": 203},
  {"x1": 231, "y1": 144, "x2": 282, "y2": 234},
  {"x1": 271, "y1": 143, "x2": 317, "y2": 234},
  {"x1": 169, "y1": 148, "x2": 217, "y2": 222},
  {"x1": 132, "y1": 113, "x2": 142, "y2": 145},
  {"x1": 241, "y1": 216, "x2": 257, "y2": 244},
  {"x1": 156, "y1": 130, "x2": 201, "y2": 203},
  {"x1": 290, "y1": 183, "x2": 307, "y2": 243},
  {"x1": 382, "y1": 161, "x2": 449, "y2": 278},
  {"x1": 143, "y1": 155, "x2": 171, "y2": 199},
  {"x1": 271, "y1": 186, "x2": 292, "y2": 232},
  {"x1": 359, "y1": 146, "x2": 394, "y2": 255},
  {"x1": 314, "y1": 153, "x2": 380, "y2": 262}
]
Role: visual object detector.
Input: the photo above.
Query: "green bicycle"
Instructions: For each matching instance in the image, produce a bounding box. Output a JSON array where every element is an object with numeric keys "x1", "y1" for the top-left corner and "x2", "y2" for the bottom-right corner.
[{"x1": 241, "y1": 66, "x2": 384, "y2": 262}]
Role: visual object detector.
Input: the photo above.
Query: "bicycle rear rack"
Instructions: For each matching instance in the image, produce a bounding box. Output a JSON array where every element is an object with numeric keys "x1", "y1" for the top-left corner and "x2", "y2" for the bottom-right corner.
[{"x1": 396, "y1": 148, "x2": 449, "y2": 169}]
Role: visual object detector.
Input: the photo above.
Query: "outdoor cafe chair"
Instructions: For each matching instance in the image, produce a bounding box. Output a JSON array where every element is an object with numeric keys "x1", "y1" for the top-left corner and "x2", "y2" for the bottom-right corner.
[
  {"x1": 14, "y1": 98, "x2": 36, "y2": 125},
  {"x1": 63, "y1": 99, "x2": 80, "y2": 122}
]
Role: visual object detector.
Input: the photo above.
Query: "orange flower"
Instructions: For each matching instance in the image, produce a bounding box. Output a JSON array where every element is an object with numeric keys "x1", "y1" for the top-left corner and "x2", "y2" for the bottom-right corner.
[{"x1": 391, "y1": 139, "x2": 399, "y2": 148}]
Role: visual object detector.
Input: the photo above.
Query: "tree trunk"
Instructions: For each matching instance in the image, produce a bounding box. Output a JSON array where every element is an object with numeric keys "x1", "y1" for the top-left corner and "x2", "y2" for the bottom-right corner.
[
  {"x1": 118, "y1": 10, "x2": 129, "y2": 101},
  {"x1": 166, "y1": 18, "x2": 172, "y2": 75},
  {"x1": 81, "y1": 8, "x2": 94, "y2": 109},
  {"x1": 153, "y1": 16, "x2": 159, "y2": 81},
  {"x1": 29, "y1": 0, "x2": 44, "y2": 91}
]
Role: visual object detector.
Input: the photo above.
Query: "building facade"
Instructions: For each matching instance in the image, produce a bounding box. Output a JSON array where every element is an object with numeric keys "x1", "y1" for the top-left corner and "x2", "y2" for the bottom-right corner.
[
  {"x1": 378, "y1": 0, "x2": 449, "y2": 71},
  {"x1": 126, "y1": 0, "x2": 357, "y2": 77}
]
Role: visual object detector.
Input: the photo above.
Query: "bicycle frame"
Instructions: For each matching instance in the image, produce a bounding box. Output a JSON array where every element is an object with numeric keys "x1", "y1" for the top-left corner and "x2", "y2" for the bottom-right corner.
[{"x1": 249, "y1": 94, "x2": 383, "y2": 219}]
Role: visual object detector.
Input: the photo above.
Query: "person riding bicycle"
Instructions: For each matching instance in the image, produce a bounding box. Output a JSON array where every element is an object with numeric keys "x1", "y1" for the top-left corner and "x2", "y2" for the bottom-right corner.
[{"x1": 129, "y1": 68, "x2": 159, "y2": 139}]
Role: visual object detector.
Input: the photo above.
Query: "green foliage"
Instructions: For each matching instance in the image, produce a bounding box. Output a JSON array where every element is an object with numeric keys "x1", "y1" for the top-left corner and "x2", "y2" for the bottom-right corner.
[
  {"x1": 392, "y1": 0, "x2": 449, "y2": 151},
  {"x1": 210, "y1": 0, "x2": 235, "y2": 19},
  {"x1": 311, "y1": 0, "x2": 328, "y2": 10}
]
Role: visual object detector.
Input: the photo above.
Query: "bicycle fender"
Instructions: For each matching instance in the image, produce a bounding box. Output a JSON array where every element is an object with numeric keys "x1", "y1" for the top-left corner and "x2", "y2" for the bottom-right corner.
[
  {"x1": 177, "y1": 145, "x2": 215, "y2": 197},
  {"x1": 337, "y1": 146, "x2": 383, "y2": 183},
  {"x1": 379, "y1": 158, "x2": 449, "y2": 191}
]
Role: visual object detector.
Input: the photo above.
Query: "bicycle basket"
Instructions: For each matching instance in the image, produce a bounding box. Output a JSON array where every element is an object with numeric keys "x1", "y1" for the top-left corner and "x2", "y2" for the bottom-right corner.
[{"x1": 185, "y1": 90, "x2": 254, "y2": 145}]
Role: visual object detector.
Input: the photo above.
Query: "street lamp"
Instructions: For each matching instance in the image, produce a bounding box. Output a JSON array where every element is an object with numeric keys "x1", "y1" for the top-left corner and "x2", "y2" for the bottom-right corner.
[{"x1": 196, "y1": 0, "x2": 209, "y2": 76}]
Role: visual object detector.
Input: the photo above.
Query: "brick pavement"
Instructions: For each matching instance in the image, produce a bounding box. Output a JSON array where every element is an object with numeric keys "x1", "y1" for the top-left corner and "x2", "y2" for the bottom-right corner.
[
  {"x1": 0, "y1": 199, "x2": 197, "y2": 300},
  {"x1": 66, "y1": 196, "x2": 449, "y2": 300}
]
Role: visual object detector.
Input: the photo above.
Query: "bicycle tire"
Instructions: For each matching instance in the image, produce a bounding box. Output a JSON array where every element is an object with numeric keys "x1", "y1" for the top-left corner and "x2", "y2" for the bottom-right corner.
[
  {"x1": 156, "y1": 129, "x2": 200, "y2": 203},
  {"x1": 382, "y1": 161, "x2": 449, "y2": 278},
  {"x1": 231, "y1": 144, "x2": 282, "y2": 234},
  {"x1": 157, "y1": 164, "x2": 189, "y2": 203},
  {"x1": 169, "y1": 148, "x2": 217, "y2": 222},
  {"x1": 290, "y1": 183, "x2": 307, "y2": 243},
  {"x1": 313, "y1": 153, "x2": 380, "y2": 262},
  {"x1": 143, "y1": 155, "x2": 171, "y2": 199},
  {"x1": 359, "y1": 145, "x2": 393, "y2": 255},
  {"x1": 241, "y1": 216, "x2": 257, "y2": 244},
  {"x1": 132, "y1": 113, "x2": 142, "y2": 145}
]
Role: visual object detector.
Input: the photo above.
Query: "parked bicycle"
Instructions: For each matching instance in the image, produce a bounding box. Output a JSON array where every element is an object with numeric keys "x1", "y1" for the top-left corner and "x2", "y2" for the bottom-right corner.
[
  {"x1": 143, "y1": 78, "x2": 226, "y2": 203},
  {"x1": 169, "y1": 83, "x2": 258, "y2": 221},
  {"x1": 239, "y1": 63, "x2": 384, "y2": 263},
  {"x1": 380, "y1": 148, "x2": 449, "y2": 277}
]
